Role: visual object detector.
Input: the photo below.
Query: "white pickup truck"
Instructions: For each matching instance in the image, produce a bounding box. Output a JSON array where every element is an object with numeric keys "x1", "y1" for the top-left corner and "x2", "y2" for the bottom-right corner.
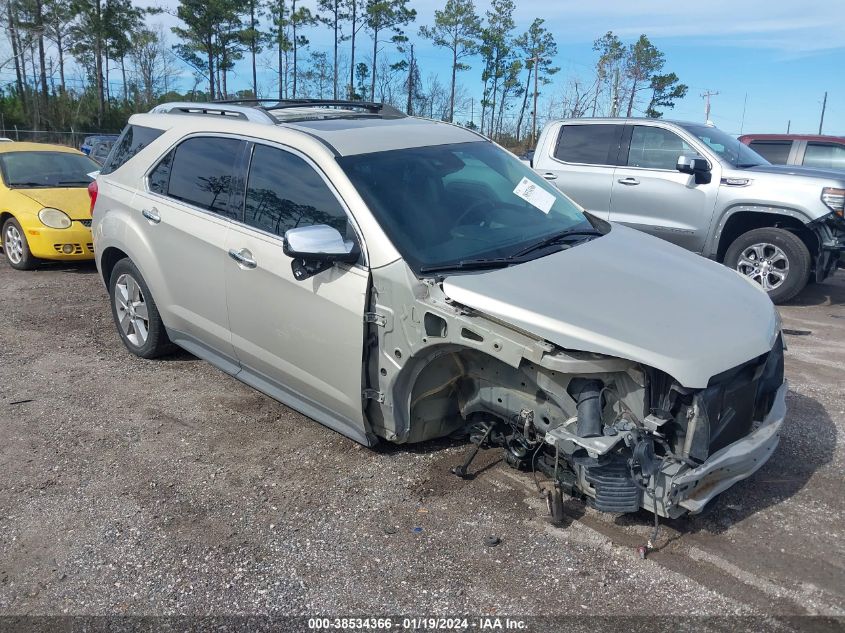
[{"x1": 532, "y1": 117, "x2": 845, "y2": 303}]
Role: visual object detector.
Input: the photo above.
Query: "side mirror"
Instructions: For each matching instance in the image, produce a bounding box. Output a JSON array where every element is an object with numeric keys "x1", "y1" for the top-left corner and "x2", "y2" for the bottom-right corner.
[
  {"x1": 283, "y1": 224, "x2": 360, "y2": 281},
  {"x1": 676, "y1": 155, "x2": 712, "y2": 184}
]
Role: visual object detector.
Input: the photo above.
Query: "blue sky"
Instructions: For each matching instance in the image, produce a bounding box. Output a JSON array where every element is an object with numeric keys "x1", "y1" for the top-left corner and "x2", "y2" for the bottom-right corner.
[{"x1": 152, "y1": 0, "x2": 845, "y2": 136}]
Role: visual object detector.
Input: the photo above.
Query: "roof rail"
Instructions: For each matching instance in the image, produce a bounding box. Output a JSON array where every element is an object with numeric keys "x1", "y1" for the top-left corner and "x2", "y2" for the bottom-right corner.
[
  {"x1": 214, "y1": 98, "x2": 407, "y2": 119},
  {"x1": 149, "y1": 102, "x2": 277, "y2": 125}
]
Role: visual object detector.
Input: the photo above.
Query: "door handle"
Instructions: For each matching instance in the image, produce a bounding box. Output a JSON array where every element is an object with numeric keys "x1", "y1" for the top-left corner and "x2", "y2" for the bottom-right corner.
[
  {"x1": 617, "y1": 177, "x2": 640, "y2": 186},
  {"x1": 228, "y1": 248, "x2": 257, "y2": 269},
  {"x1": 541, "y1": 173, "x2": 557, "y2": 181},
  {"x1": 141, "y1": 207, "x2": 161, "y2": 223}
]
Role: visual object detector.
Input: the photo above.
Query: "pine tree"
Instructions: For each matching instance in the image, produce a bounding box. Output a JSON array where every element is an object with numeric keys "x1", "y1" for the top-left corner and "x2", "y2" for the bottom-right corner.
[
  {"x1": 418, "y1": 0, "x2": 479, "y2": 123},
  {"x1": 364, "y1": 0, "x2": 415, "y2": 102}
]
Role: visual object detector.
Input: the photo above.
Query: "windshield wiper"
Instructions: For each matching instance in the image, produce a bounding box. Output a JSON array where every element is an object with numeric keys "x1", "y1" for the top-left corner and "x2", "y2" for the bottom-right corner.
[
  {"x1": 419, "y1": 257, "x2": 512, "y2": 275},
  {"x1": 9, "y1": 181, "x2": 48, "y2": 187},
  {"x1": 510, "y1": 228, "x2": 602, "y2": 259},
  {"x1": 58, "y1": 179, "x2": 92, "y2": 185}
]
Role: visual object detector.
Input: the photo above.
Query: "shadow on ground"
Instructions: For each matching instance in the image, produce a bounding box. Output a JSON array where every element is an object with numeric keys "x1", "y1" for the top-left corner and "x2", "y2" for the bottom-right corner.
[{"x1": 784, "y1": 275, "x2": 845, "y2": 307}]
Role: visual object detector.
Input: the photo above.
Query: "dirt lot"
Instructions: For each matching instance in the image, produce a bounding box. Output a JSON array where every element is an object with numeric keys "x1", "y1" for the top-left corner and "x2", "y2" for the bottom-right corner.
[{"x1": 0, "y1": 256, "x2": 843, "y2": 626}]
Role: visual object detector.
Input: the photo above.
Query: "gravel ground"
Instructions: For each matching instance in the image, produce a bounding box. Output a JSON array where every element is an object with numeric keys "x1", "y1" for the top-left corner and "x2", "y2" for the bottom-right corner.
[{"x1": 0, "y1": 257, "x2": 843, "y2": 627}]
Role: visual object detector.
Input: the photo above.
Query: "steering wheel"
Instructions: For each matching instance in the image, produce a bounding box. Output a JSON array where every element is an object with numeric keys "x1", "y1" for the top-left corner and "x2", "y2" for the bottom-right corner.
[{"x1": 453, "y1": 199, "x2": 495, "y2": 229}]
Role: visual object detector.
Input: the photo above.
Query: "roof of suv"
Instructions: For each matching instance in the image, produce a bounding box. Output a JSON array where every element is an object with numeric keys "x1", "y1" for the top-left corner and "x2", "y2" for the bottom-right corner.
[{"x1": 140, "y1": 101, "x2": 485, "y2": 157}]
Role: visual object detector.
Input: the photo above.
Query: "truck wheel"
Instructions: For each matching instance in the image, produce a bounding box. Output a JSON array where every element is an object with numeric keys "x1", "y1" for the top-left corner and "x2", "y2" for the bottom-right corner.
[
  {"x1": 724, "y1": 227, "x2": 810, "y2": 304},
  {"x1": 108, "y1": 258, "x2": 176, "y2": 358}
]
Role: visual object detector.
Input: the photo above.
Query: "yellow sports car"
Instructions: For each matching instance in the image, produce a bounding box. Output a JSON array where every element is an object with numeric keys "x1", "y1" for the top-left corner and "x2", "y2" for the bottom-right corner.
[{"x1": 0, "y1": 142, "x2": 99, "y2": 270}]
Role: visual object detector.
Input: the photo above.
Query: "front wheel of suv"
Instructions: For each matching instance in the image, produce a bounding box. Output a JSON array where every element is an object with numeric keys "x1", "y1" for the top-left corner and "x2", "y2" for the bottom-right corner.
[
  {"x1": 724, "y1": 227, "x2": 810, "y2": 304},
  {"x1": 109, "y1": 258, "x2": 176, "y2": 358}
]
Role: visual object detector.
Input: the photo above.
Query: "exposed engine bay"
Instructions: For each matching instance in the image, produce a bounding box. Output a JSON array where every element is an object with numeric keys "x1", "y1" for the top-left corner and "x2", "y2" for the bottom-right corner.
[{"x1": 364, "y1": 262, "x2": 787, "y2": 521}]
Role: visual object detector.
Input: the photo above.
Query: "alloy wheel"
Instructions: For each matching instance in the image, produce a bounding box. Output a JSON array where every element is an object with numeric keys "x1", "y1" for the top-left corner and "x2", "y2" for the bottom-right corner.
[
  {"x1": 736, "y1": 242, "x2": 790, "y2": 292},
  {"x1": 115, "y1": 273, "x2": 150, "y2": 347},
  {"x1": 4, "y1": 224, "x2": 24, "y2": 264}
]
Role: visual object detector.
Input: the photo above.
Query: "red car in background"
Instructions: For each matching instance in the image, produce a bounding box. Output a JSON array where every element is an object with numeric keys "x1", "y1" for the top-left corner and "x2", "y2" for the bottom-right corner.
[{"x1": 739, "y1": 134, "x2": 845, "y2": 171}]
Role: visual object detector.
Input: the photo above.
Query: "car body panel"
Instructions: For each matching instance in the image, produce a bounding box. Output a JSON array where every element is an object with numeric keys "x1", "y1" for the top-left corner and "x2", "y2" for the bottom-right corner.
[
  {"x1": 224, "y1": 222, "x2": 370, "y2": 437},
  {"x1": 442, "y1": 224, "x2": 778, "y2": 389},
  {"x1": 130, "y1": 187, "x2": 237, "y2": 361}
]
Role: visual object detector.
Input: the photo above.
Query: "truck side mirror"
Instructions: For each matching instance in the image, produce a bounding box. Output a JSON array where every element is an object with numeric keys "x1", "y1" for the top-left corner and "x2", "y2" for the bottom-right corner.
[{"x1": 677, "y1": 155, "x2": 712, "y2": 184}]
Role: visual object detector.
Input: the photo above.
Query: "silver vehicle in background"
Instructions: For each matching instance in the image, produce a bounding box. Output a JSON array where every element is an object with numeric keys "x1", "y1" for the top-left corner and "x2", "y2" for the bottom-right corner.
[
  {"x1": 91, "y1": 100, "x2": 786, "y2": 523},
  {"x1": 532, "y1": 118, "x2": 845, "y2": 303}
]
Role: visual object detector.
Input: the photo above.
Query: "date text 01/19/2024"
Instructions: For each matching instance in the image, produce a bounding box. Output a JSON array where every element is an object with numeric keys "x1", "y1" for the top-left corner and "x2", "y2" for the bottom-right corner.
[{"x1": 307, "y1": 617, "x2": 529, "y2": 630}]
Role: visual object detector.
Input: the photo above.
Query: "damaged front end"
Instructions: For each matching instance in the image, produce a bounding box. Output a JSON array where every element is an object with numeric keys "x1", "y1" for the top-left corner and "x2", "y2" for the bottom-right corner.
[{"x1": 364, "y1": 261, "x2": 786, "y2": 518}]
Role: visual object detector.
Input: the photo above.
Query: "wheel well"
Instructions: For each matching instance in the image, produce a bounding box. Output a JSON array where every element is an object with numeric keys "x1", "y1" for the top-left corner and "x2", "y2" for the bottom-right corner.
[
  {"x1": 717, "y1": 211, "x2": 818, "y2": 263},
  {"x1": 100, "y1": 247, "x2": 129, "y2": 285},
  {"x1": 0, "y1": 211, "x2": 13, "y2": 229}
]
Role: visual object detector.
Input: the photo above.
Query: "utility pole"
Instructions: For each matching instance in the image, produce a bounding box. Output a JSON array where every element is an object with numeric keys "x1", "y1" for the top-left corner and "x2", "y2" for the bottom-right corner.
[
  {"x1": 819, "y1": 91, "x2": 827, "y2": 135},
  {"x1": 529, "y1": 54, "x2": 540, "y2": 147},
  {"x1": 701, "y1": 90, "x2": 719, "y2": 122}
]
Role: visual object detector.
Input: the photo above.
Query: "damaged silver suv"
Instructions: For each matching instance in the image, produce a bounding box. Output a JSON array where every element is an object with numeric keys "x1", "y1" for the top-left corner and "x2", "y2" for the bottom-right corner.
[{"x1": 92, "y1": 100, "x2": 786, "y2": 520}]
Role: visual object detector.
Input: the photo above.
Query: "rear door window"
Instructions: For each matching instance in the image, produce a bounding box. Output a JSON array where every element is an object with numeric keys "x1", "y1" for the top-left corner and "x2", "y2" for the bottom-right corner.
[
  {"x1": 101, "y1": 125, "x2": 163, "y2": 175},
  {"x1": 803, "y1": 143, "x2": 845, "y2": 170},
  {"x1": 627, "y1": 126, "x2": 697, "y2": 170},
  {"x1": 242, "y1": 144, "x2": 349, "y2": 237},
  {"x1": 553, "y1": 124, "x2": 622, "y2": 165},
  {"x1": 152, "y1": 136, "x2": 244, "y2": 220},
  {"x1": 748, "y1": 140, "x2": 792, "y2": 165}
]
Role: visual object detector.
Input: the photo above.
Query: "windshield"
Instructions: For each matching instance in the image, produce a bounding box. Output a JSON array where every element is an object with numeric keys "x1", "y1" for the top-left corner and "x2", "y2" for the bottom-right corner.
[
  {"x1": 338, "y1": 141, "x2": 598, "y2": 273},
  {"x1": 679, "y1": 124, "x2": 769, "y2": 168},
  {"x1": 0, "y1": 151, "x2": 98, "y2": 188}
]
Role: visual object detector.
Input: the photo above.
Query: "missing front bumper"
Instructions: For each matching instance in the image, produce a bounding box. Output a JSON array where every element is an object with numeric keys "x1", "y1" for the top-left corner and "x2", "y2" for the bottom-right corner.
[{"x1": 658, "y1": 381, "x2": 788, "y2": 517}]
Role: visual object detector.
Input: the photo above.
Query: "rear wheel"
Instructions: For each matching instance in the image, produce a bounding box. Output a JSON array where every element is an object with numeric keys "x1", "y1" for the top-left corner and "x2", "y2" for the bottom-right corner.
[
  {"x1": 2, "y1": 217, "x2": 37, "y2": 270},
  {"x1": 724, "y1": 227, "x2": 810, "y2": 304},
  {"x1": 108, "y1": 258, "x2": 176, "y2": 358}
]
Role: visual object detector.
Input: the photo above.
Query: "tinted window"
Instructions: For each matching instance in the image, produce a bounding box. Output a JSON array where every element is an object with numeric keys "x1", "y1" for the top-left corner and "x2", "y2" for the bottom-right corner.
[
  {"x1": 101, "y1": 125, "x2": 163, "y2": 175},
  {"x1": 149, "y1": 150, "x2": 173, "y2": 195},
  {"x1": 627, "y1": 126, "x2": 697, "y2": 170},
  {"x1": 748, "y1": 141, "x2": 792, "y2": 165},
  {"x1": 803, "y1": 143, "x2": 845, "y2": 171},
  {"x1": 165, "y1": 137, "x2": 243, "y2": 219},
  {"x1": 0, "y1": 151, "x2": 98, "y2": 188},
  {"x1": 554, "y1": 124, "x2": 620, "y2": 165},
  {"x1": 244, "y1": 144, "x2": 348, "y2": 236}
]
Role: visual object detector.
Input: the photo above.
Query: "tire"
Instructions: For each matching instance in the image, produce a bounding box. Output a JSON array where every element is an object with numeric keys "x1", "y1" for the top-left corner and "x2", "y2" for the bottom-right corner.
[
  {"x1": 724, "y1": 227, "x2": 811, "y2": 304},
  {"x1": 2, "y1": 217, "x2": 37, "y2": 270},
  {"x1": 108, "y1": 258, "x2": 176, "y2": 358}
]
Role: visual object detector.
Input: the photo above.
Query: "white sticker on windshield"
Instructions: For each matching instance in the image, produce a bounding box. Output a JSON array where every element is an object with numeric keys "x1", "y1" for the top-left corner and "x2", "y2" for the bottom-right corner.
[{"x1": 513, "y1": 177, "x2": 555, "y2": 214}]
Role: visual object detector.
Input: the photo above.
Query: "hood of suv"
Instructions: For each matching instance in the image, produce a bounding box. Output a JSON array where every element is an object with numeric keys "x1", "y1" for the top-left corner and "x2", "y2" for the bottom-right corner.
[{"x1": 442, "y1": 224, "x2": 779, "y2": 389}]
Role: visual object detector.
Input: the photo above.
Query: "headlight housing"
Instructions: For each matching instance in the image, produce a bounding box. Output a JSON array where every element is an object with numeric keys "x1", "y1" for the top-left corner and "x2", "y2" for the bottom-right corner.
[
  {"x1": 37, "y1": 207, "x2": 72, "y2": 229},
  {"x1": 822, "y1": 187, "x2": 844, "y2": 219}
]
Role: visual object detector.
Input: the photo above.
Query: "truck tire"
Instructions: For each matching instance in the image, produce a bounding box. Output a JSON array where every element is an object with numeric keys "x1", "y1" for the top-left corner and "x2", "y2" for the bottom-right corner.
[{"x1": 724, "y1": 227, "x2": 810, "y2": 304}]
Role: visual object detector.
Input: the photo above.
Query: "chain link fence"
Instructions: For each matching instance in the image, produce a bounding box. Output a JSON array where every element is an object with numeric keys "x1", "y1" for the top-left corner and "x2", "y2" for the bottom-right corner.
[{"x1": 0, "y1": 128, "x2": 122, "y2": 149}]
